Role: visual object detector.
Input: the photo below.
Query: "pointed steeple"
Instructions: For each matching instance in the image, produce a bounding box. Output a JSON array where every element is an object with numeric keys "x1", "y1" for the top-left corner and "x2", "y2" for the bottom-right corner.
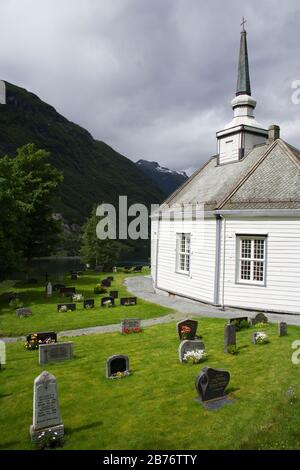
[{"x1": 236, "y1": 27, "x2": 251, "y2": 96}]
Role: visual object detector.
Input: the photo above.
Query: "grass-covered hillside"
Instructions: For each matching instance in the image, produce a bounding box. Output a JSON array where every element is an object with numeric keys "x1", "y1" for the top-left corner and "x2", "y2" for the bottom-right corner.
[{"x1": 0, "y1": 82, "x2": 165, "y2": 224}]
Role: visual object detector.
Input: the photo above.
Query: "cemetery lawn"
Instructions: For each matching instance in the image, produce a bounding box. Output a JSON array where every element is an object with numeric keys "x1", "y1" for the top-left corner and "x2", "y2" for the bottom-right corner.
[
  {"x1": 0, "y1": 269, "x2": 172, "y2": 337},
  {"x1": 1, "y1": 318, "x2": 300, "y2": 450}
]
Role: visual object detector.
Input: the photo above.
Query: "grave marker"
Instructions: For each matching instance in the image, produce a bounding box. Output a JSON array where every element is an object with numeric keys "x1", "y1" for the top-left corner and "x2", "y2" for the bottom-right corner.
[{"x1": 39, "y1": 342, "x2": 73, "y2": 365}]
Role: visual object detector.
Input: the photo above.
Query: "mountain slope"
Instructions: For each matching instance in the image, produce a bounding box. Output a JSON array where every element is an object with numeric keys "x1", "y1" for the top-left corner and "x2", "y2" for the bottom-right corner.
[
  {"x1": 136, "y1": 159, "x2": 188, "y2": 194},
  {"x1": 0, "y1": 82, "x2": 165, "y2": 224}
]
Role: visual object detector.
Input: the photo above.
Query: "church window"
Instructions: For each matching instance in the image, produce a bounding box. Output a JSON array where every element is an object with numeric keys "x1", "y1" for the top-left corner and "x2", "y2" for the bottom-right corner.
[
  {"x1": 237, "y1": 236, "x2": 266, "y2": 285},
  {"x1": 176, "y1": 233, "x2": 191, "y2": 274}
]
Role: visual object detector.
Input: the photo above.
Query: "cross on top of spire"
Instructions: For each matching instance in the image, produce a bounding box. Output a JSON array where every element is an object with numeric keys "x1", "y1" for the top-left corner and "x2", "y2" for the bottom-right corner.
[{"x1": 241, "y1": 16, "x2": 247, "y2": 32}]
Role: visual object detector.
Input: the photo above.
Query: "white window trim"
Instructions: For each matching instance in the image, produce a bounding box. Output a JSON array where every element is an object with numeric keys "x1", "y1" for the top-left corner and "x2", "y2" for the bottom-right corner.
[
  {"x1": 236, "y1": 235, "x2": 267, "y2": 286},
  {"x1": 176, "y1": 233, "x2": 191, "y2": 275}
]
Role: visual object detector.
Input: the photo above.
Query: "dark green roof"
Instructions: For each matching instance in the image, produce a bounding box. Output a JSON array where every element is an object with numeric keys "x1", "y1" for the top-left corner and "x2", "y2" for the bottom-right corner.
[{"x1": 236, "y1": 31, "x2": 251, "y2": 96}]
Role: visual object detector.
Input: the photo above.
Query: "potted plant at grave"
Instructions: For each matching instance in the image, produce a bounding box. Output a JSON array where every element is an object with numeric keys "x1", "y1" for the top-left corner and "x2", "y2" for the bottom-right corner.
[
  {"x1": 180, "y1": 325, "x2": 192, "y2": 340},
  {"x1": 183, "y1": 350, "x2": 207, "y2": 364}
]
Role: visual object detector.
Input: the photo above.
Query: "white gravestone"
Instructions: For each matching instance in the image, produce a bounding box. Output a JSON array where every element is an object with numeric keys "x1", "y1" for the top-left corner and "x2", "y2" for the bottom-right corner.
[
  {"x1": 30, "y1": 371, "x2": 64, "y2": 442},
  {"x1": 39, "y1": 342, "x2": 73, "y2": 365},
  {"x1": 46, "y1": 282, "x2": 53, "y2": 297},
  {"x1": 0, "y1": 81, "x2": 6, "y2": 105}
]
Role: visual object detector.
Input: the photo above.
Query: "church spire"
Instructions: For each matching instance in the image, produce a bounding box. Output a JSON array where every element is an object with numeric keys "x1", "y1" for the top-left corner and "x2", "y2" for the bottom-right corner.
[{"x1": 236, "y1": 18, "x2": 251, "y2": 96}]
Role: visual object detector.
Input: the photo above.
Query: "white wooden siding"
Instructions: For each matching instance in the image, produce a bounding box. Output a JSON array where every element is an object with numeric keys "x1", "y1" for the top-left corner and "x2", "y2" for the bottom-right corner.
[
  {"x1": 219, "y1": 217, "x2": 300, "y2": 313},
  {"x1": 154, "y1": 218, "x2": 216, "y2": 303}
]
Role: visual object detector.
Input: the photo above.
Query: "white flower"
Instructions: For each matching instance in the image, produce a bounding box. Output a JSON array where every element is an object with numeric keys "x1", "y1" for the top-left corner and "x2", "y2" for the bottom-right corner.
[
  {"x1": 255, "y1": 332, "x2": 269, "y2": 344},
  {"x1": 72, "y1": 293, "x2": 84, "y2": 302},
  {"x1": 183, "y1": 349, "x2": 207, "y2": 364}
]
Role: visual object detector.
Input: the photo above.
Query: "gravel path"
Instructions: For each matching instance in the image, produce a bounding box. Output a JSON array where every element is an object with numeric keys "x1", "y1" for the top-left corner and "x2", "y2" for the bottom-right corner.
[{"x1": 2, "y1": 275, "x2": 300, "y2": 344}]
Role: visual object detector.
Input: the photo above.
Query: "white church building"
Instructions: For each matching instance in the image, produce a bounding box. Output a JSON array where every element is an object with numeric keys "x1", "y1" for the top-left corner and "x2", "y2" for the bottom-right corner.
[{"x1": 151, "y1": 27, "x2": 300, "y2": 315}]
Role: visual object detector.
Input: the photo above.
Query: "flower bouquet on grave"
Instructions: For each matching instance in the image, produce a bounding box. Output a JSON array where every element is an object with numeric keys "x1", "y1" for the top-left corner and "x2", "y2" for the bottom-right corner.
[
  {"x1": 180, "y1": 325, "x2": 192, "y2": 340},
  {"x1": 255, "y1": 332, "x2": 269, "y2": 344},
  {"x1": 110, "y1": 370, "x2": 130, "y2": 379},
  {"x1": 36, "y1": 428, "x2": 63, "y2": 450},
  {"x1": 72, "y1": 293, "x2": 84, "y2": 302},
  {"x1": 123, "y1": 327, "x2": 142, "y2": 335},
  {"x1": 102, "y1": 299, "x2": 113, "y2": 308},
  {"x1": 25, "y1": 334, "x2": 55, "y2": 351},
  {"x1": 59, "y1": 305, "x2": 68, "y2": 313},
  {"x1": 183, "y1": 349, "x2": 207, "y2": 364}
]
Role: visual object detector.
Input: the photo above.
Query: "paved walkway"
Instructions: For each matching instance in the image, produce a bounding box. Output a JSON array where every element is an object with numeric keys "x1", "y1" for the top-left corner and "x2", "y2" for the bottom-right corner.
[{"x1": 3, "y1": 275, "x2": 300, "y2": 343}]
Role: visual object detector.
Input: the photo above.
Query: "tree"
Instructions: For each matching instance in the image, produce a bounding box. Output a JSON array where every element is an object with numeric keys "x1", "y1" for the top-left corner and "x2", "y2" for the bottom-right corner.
[
  {"x1": 0, "y1": 144, "x2": 63, "y2": 279},
  {"x1": 80, "y1": 207, "x2": 121, "y2": 268}
]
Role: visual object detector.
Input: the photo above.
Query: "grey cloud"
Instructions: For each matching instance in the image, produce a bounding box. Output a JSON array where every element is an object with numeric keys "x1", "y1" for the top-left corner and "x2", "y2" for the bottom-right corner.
[{"x1": 1, "y1": 0, "x2": 300, "y2": 175}]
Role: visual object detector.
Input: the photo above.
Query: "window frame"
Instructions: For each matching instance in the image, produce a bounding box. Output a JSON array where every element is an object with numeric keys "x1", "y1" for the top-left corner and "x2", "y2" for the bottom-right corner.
[
  {"x1": 176, "y1": 232, "x2": 191, "y2": 275},
  {"x1": 236, "y1": 235, "x2": 267, "y2": 287}
]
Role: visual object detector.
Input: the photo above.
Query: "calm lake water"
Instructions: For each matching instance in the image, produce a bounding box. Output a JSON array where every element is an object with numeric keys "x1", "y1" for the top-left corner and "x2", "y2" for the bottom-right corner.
[{"x1": 13, "y1": 257, "x2": 149, "y2": 281}]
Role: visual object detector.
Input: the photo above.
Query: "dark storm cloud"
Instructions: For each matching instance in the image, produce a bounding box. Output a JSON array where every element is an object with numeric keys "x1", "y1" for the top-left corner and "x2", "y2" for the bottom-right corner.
[{"x1": 1, "y1": 0, "x2": 300, "y2": 174}]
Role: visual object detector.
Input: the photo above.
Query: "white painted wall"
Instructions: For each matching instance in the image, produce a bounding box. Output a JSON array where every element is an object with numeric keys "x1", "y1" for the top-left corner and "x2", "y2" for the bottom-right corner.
[
  {"x1": 218, "y1": 133, "x2": 240, "y2": 165},
  {"x1": 153, "y1": 217, "x2": 216, "y2": 304},
  {"x1": 219, "y1": 217, "x2": 300, "y2": 314}
]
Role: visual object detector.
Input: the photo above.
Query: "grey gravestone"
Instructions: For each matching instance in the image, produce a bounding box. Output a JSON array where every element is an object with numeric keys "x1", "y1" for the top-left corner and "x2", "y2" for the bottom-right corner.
[
  {"x1": 106, "y1": 354, "x2": 129, "y2": 378},
  {"x1": 121, "y1": 318, "x2": 141, "y2": 334},
  {"x1": 176, "y1": 319, "x2": 198, "y2": 341},
  {"x1": 178, "y1": 339, "x2": 205, "y2": 363},
  {"x1": 46, "y1": 282, "x2": 52, "y2": 297},
  {"x1": 30, "y1": 371, "x2": 64, "y2": 443},
  {"x1": 16, "y1": 307, "x2": 32, "y2": 317},
  {"x1": 195, "y1": 366, "x2": 230, "y2": 403},
  {"x1": 224, "y1": 324, "x2": 236, "y2": 353},
  {"x1": 278, "y1": 322, "x2": 287, "y2": 337},
  {"x1": 110, "y1": 290, "x2": 119, "y2": 299},
  {"x1": 251, "y1": 312, "x2": 268, "y2": 325},
  {"x1": 39, "y1": 342, "x2": 73, "y2": 365},
  {"x1": 120, "y1": 297, "x2": 137, "y2": 306}
]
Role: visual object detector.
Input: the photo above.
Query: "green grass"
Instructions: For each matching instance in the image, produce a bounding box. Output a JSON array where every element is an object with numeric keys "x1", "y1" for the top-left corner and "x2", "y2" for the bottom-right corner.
[
  {"x1": 0, "y1": 269, "x2": 172, "y2": 337},
  {"x1": 1, "y1": 318, "x2": 300, "y2": 450}
]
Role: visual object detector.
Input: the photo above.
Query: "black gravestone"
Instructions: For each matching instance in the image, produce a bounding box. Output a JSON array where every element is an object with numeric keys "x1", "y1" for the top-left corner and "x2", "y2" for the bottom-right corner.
[
  {"x1": 83, "y1": 299, "x2": 95, "y2": 309},
  {"x1": 57, "y1": 303, "x2": 76, "y2": 311},
  {"x1": 278, "y1": 322, "x2": 287, "y2": 337},
  {"x1": 53, "y1": 284, "x2": 65, "y2": 292},
  {"x1": 60, "y1": 287, "x2": 76, "y2": 297},
  {"x1": 195, "y1": 367, "x2": 230, "y2": 402},
  {"x1": 224, "y1": 324, "x2": 236, "y2": 353},
  {"x1": 26, "y1": 332, "x2": 57, "y2": 343},
  {"x1": 176, "y1": 319, "x2": 198, "y2": 340},
  {"x1": 101, "y1": 296, "x2": 115, "y2": 307},
  {"x1": 106, "y1": 354, "x2": 129, "y2": 378},
  {"x1": 70, "y1": 274, "x2": 78, "y2": 280},
  {"x1": 101, "y1": 279, "x2": 111, "y2": 287},
  {"x1": 110, "y1": 291, "x2": 118, "y2": 299},
  {"x1": 120, "y1": 297, "x2": 137, "y2": 306}
]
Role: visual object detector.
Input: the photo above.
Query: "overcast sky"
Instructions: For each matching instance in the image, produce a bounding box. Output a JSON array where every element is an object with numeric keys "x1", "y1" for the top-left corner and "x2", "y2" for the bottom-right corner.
[{"x1": 1, "y1": 0, "x2": 300, "y2": 174}]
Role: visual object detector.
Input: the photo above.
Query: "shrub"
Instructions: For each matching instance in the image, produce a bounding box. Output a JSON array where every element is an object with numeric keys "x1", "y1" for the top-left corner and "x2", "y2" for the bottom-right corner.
[{"x1": 9, "y1": 298, "x2": 23, "y2": 309}]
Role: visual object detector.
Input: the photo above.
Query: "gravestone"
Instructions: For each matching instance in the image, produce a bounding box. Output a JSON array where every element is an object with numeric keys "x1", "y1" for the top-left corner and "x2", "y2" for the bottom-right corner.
[
  {"x1": 113, "y1": 267, "x2": 117, "y2": 273},
  {"x1": 101, "y1": 279, "x2": 111, "y2": 287},
  {"x1": 26, "y1": 332, "x2": 57, "y2": 344},
  {"x1": 106, "y1": 354, "x2": 130, "y2": 378},
  {"x1": 121, "y1": 318, "x2": 142, "y2": 334},
  {"x1": 57, "y1": 303, "x2": 76, "y2": 312},
  {"x1": 46, "y1": 282, "x2": 52, "y2": 297},
  {"x1": 224, "y1": 324, "x2": 236, "y2": 353},
  {"x1": 83, "y1": 299, "x2": 95, "y2": 309},
  {"x1": 251, "y1": 312, "x2": 268, "y2": 325},
  {"x1": 53, "y1": 284, "x2": 65, "y2": 292},
  {"x1": 101, "y1": 296, "x2": 115, "y2": 307},
  {"x1": 110, "y1": 290, "x2": 118, "y2": 299},
  {"x1": 133, "y1": 266, "x2": 142, "y2": 272},
  {"x1": 120, "y1": 297, "x2": 137, "y2": 306},
  {"x1": 176, "y1": 319, "x2": 198, "y2": 341},
  {"x1": 39, "y1": 342, "x2": 73, "y2": 365},
  {"x1": 178, "y1": 339, "x2": 205, "y2": 363},
  {"x1": 60, "y1": 287, "x2": 76, "y2": 296},
  {"x1": 30, "y1": 371, "x2": 64, "y2": 443},
  {"x1": 278, "y1": 322, "x2": 287, "y2": 337},
  {"x1": 195, "y1": 366, "x2": 230, "y2": 403},
  {"x1": 16, "y1": 307, "x2": 32, "y2": 317}
]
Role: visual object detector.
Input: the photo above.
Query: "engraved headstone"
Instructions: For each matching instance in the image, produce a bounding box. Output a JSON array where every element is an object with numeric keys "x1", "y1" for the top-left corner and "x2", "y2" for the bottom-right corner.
[
  {"x1": 101, "y1": 296, "x2": 115, "y2": 307},
  {"x1": 30, "y1": 371, "x2": 64, "y2": 442},
  {"x1": 121, "y1": 318, "x2": 142, "y2": 334},
  {"x1": 224, "y1": 324, "x2": 236, "y2": 353},
  {"x1": 39, "y1": 342, "x2": 73, "y2": 365},
  {"x1": 178, "y1": 339, "x2": 205, "y2": 363},
  {"x1": 16, "y1": 307, "x2": 32, "y2": 317},
  {"x1": 83, "y1": 299, "x2": 94, "y2": 309},
  {"x1": 106, "y1": 354, "x2": 130, "y2": 378},
  {"x1": 251, "y1": 312, "x2": 268, "y2": 325},
  {"x1": 176, "y1": 319, "x2": 198, "y2": 341},
  {"x1": 120, "y1": 297, "x2": 137, "y2": 306},
  {"x1": 195, "y1": 366, "x2": 230, "y2": 402},
  {"x1": 278, "y1": 322, "x2": 287, "y2": 337},
  {"x1": 46, "y1": 282, "x2": 52, "y2": 297}
]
